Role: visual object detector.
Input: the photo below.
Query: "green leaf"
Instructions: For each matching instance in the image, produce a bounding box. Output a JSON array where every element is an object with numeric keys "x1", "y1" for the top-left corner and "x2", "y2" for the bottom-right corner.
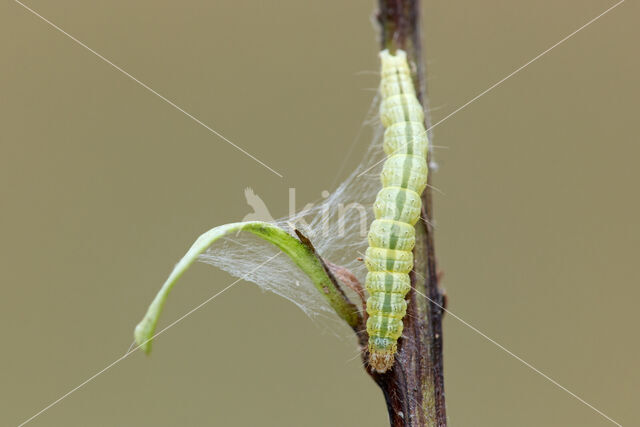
[{"x1": 134, "y1": 221, "x2": 359, "y2": 354}]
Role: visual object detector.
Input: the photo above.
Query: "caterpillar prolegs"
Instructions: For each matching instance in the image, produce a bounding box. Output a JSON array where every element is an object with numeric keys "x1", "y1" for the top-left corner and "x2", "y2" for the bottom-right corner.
[{"x1": 365, "y1": 50, "x2": 429, "y2": 373}]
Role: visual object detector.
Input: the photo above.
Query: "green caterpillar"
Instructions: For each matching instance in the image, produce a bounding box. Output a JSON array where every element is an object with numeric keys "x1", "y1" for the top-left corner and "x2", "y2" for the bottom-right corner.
[{"x1": 365, "y1": 49, "x2": 429, "y2": 373}]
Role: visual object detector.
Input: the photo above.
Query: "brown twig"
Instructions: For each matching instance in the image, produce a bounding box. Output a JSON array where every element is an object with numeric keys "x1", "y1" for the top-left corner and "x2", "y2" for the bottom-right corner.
[
  {"x1": 298, "y1": 3, "x2": 447, "y2": 424},
  {"x1": 367, "y1": 1, "x2": 448, "y2": 426}
]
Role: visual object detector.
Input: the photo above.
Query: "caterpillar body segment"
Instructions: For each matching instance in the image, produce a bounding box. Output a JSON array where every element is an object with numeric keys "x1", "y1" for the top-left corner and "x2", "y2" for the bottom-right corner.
[{"x1": 365, "y1": 49, "x2": 429, "y2": 373}]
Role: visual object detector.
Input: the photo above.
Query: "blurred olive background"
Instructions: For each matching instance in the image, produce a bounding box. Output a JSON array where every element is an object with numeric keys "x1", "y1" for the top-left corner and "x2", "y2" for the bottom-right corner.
[{"x1": 1, "y1": 1, "x2": 638, "y2": 426}]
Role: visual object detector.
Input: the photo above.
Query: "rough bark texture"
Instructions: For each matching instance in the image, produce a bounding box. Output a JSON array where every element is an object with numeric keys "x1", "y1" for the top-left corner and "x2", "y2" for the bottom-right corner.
[{"x1": 367, "y1": 1, "x2": 447, "y2": 425}]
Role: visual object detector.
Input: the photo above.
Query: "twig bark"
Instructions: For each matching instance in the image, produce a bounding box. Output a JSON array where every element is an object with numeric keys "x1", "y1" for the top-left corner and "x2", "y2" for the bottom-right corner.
[
  {"x1": 366, "y1": 1, "x2": 447, "y2": 426},
  {"x1": 295, "y1": 3, "x2": 448, "y2": 424}
]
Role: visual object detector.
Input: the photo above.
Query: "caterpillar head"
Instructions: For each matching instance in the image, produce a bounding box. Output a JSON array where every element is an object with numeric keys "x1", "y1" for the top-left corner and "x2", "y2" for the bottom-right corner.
[
  {"x1": 369, "y1": 336, "x2": 398, "y2": 373},
  {"x1": 369, "y1": 350, "x2": 396, "y2": 373}
]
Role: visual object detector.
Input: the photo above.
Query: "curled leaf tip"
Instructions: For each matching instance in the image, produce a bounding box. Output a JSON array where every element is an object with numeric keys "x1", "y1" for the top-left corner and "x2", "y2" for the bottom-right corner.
[
  {"x1": 134, "y1": 317, "x2": 154, "y2": 354},
  {"x1": 133, "y1": 221, "x2": 361, "y2": 355}
]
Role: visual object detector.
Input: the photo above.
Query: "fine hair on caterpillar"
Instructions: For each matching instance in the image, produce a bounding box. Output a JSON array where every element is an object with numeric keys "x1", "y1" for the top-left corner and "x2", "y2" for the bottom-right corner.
[{"x1": 364, "y1": 49, "x2": 429, "y2": 373}]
